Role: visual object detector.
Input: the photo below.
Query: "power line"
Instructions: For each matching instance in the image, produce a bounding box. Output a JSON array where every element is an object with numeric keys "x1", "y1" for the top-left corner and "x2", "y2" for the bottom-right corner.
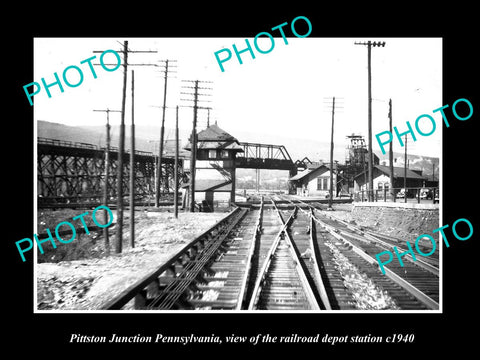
[
  {"x1": 181, "y1": 80, "x2": 213, "y2": 212},
  {"x1": 328, "y1": 97, "x2": 336, "y2": 209},
  {"x1": 130, "y1": 69, "x2": 135, "y2": 248},
  {"x1": 92, "y1": 41, "x2": 157, "y2": 254},
  {"x1": 115, "y1": 41, "x2": 128, "y2": 254},
  {"x1": 92, "y1": 108, "x2": 121, "y2": 254},
  {"x1": 174, "y1": 105, "x2": 180, "y2": 219},
  {"x1": 323, "y1": 97, "x2": 344, "y2": 113},
  {"x1": 354, "y1": 40, "x2": 386, "y2": 202},
  {"x1": 155, "y1": 59, "x2": 178, "y2": 207}
]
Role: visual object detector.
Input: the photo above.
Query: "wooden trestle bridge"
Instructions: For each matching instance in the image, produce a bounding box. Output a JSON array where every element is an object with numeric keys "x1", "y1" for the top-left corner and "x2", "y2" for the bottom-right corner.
[{"x1": 37, "y1": 137, "x2": 297, "y2": 207}]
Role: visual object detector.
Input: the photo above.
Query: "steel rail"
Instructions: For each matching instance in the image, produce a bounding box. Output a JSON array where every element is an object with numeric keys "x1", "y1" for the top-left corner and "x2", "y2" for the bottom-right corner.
[
  {"x1": 147, "y1": 208, "x2": 248, "y2": 309},
  {"x1": 101, "y1": 207, "x2": 245, "y2": 310},
  {"x1": 311, "y1": 212, "x2": 439, "y2": 310},
  {"x1": 247, "y1": 201, "x2": 321, "y2": 310},
  {"x1": 280, "y1": 198, "x2": 377, "y2": 266},
  {"x1": 367, "y1": 235, "x2": 438, "y2": 276},
  {"x1": 307, "y1": 208, "x2": 333, "y2": 310},
  {"x1": 236, "y1": 197, "x2": 264, "y2": 310},
  {"x1": 247, "y1": 209, "x2": 294, "y2": 310},
  {"x1": 289, "y1": 197, "x2": 439, "y2": 276},
  {"x1": 273, "y1": 202, "x2": 321, "y2": 310},
  {"x1": 282, "y1": 197, "x2": 438, "y2": 310},
  {"x1": 318, "y1": 207, "x2": 439, "y2": 276},
  {"x1": 364, "y1": 229, "x2": 439, "y2": 276}
]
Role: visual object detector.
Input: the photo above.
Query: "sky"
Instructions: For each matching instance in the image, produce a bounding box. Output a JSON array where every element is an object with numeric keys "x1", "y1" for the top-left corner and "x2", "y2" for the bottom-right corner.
[{"x1": 33, "y1": 37, "x2": 442, "y2": 157}]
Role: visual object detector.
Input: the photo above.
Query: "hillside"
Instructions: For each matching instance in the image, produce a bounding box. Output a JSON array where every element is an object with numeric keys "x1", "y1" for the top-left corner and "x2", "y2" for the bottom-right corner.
[
  {"x1": 37, "y1": 120, "x2": 439, "y2": 180},
  {"x1": 376, "y1": 151, "x2": 439, "y2": 179},
  {"x1": 37, "y1": 120, "x2": 347, "y2": 163},
  {"x1": 37, "y1": 120, "x2": 184, "y2": 155}
]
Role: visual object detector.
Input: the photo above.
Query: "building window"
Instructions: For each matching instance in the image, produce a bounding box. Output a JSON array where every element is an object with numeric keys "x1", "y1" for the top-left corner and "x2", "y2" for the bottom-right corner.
[
  {"x1": 220, "y1": 150, "x2": 229, "y2": 159},
  {"x1": 208, "y1": 150, "x2": 217, "y2": 159},
  {"x1": 317, "y1": 177, "x2": 328, "y2": 190},
  {"x1": 378, "y1": 183, "x2": 383, "y2": 190}
]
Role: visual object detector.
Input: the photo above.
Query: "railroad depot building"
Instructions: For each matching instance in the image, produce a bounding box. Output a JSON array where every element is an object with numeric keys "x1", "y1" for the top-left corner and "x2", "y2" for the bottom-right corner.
[
  {"x1": 289, "y1": 162, "x2": 342, "y2": 197},
  {"x1": 184, "y1": 124, "x2": 244, "y2": 211},
  {"x1": 353, "y1": 164, "x2": 428, "y2": 195}
]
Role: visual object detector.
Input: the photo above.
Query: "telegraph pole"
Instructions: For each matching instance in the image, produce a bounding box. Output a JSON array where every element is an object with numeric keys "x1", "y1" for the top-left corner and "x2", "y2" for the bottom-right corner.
[
  {"x1": 155, "y1": 59, "x2": 177, "y2": 207},
  {"x1": 93, "y1": 108, "x2": 121, "y2": 254},
  {"x1": 323, "y1": 97, "x2": 343, "y2": 207},
  {"x1": 354, "y1": 40, "x2": 386, "y2": 201},
  {"x1": 130, "y1": 70, "x2": 135, "y2": 248},
  {"x1": 190, "y1": 81, "x2": 199, "y2": 212},
  {"x1": 174, "y1": 105, "x2": 179, "y2": 219},
  {"x1": 388, "y1": 99, "x2": 394, "y2": 202},
  {"x1": 116, "y1": 41, "x2": 128, "y2": 253},
  {"x1": 404, "y1": 134, "x2": 407, "y2": 203},
  {"x1": 93, "y1": 41, "x2": 157, "y2": 254},
  {"x1": 328, "y1": 97, "x2": 335, "y2": 209},
  {"x1": 181, "y1": 80, "x2": 212, "y2": 212}
]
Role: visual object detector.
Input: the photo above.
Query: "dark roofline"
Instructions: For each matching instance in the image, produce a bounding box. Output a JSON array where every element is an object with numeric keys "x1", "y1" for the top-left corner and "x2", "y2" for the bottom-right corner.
[
  {"x1": 184, "y1": 124, "x2": 244, "y2": 151},
  {"x1": 289, "y1": 164, "x2": 329, "y2": 182},
  {"x1": 197, "y1": 124, "x2": 238, "y2": 142},
  {"x1": 354, "y1": 164, "x2": 427, "y2": 180}
]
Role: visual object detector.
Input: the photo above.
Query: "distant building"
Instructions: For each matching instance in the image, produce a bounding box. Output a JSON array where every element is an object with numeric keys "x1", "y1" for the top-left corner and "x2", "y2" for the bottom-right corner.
[
  {"x1": 289, "y1": 162, "x2": 344, "y2": 198},
  {"x1": 353, "y1": 164, "x2": 430, "y2": 196}
]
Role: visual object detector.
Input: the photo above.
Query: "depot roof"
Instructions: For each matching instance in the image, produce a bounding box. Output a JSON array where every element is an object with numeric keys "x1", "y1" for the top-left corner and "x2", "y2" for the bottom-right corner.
[
  {"x1": 289, "y1": 164, "x2": 330, "y2": 182},
  {"x1": 354, "y1": 164, "x2": 426, "y2": 180},
  {"x1": 198, "y1": 124, "x2": 236, "y2": 141},
  {"x1": 184, "y1": 124, "x2": 244, "y2": 151}
]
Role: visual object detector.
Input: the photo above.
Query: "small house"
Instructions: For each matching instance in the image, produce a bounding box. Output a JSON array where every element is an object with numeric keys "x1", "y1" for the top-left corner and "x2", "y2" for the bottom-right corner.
[{"x1": 289, "y1": 162, "x2": 340, "y2": 197}]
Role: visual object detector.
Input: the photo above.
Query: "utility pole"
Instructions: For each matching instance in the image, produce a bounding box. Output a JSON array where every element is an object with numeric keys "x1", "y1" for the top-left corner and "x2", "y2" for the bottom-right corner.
[
  {"x1": 190, "y1": 80, "x2": 198, "y2": 212},
  {"x1": 323, "y1": 97, "x2": 343, "y2": 207},
  {"x1": 432, "y1": 160, "x2": 436, "y2": 204},
  {"x1": 329, "y1": 97, "x2": 335, "y2": 209},
  {"x1": 354, "y1": 40, "x2": 386, "y2": 202},
  {"x1": 432, "y1": 161, "x2": 435, "y2": 183},
  {"x1": 155, "y1": 59, "x2": 177, "y2": 207},
  {"x1": 174, "y1": 105, "x2": 179, "y2": 219},
  {"x1": 181, "y1": 80, "x2": 213, "y2": 212},
  {"x1": 130, "y1": 70, "x2": 135, "y2": 248},
  {"x1": 93, "y1": 108, "x2": 121, "y2": 254},
  {"x1": 93, "y1": 41, "x2": 157, "y2": 254},
  {"x1": 388, "y1": 99, "x2": 394, "y2": 202},
  {"x1": 404, "y1": 134, "x2": 407, "y2": 204},
  {"x1": 116, "y1": 41, "x2": 128, "y2": 253}
]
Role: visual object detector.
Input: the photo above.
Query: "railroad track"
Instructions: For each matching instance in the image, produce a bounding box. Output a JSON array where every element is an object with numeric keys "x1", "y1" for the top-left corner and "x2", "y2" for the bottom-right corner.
[
  {"x1": 281, "y1": 197, "x2": 440, "y2": 310},
  {"x1": 102, "y1": 196, "x2": 439, "y2": 311},
  {"x1": 102, "y1": 199, "x2": 333, "y2": 310},
  {"x1": 247, "y1": 202, "x2": 324, "y2": 310},
  {"x1": 101, "y1": 207, "x2": 248, "y2": 310}
]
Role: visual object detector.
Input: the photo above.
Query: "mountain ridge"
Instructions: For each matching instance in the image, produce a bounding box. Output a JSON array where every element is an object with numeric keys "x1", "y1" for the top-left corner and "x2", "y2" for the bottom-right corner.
[{"x1": 37, "y1": 120, "x2": 439, "y2": 176}]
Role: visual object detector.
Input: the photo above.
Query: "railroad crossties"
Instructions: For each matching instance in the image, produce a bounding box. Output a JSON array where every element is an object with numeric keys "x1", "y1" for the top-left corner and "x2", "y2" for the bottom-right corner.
[
  {"x1": 36, "y1": 196, "x2": 439, "y2": 311},
  {"x1": 89, "y1": 196, "x2": 438, "y2": 311},
  {"x1": 36, "y1": 211, "x2": 228, "y2": 310}
]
